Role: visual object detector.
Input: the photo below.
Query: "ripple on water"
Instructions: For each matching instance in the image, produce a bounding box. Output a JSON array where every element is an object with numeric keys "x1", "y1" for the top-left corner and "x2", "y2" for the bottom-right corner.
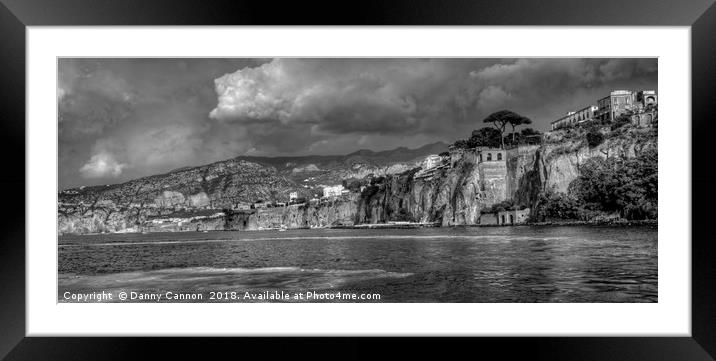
[{"x1": 58, "y1": 226, "x2": 657, "y2": 302}]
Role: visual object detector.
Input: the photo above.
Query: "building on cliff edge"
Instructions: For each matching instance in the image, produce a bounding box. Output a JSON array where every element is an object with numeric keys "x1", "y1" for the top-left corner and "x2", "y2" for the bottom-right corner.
[
  {"x1": 551, "y1": 105, "x2": 598, "y2": 131},
  {"x1": 415, "y1": 154, "x2": 449, "y2": 180},
  {"x1": 322, "y1": 184, "x2": 345, "y2": 198},
  {"x1": 448, "y1": 145, "x2": 506, "y2": 168},
  {"x1": 551, "y1": 89, "x2": 658, "y2": 130},
  {"x1": 445, "y1": 145, "x2": 509, "y2": 215}
]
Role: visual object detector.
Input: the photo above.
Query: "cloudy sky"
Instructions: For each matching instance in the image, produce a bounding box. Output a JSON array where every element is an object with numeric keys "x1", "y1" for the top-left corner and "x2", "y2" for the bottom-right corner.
[{"x1": 58, "y1": 58, "x2": 657, "y2": 189}]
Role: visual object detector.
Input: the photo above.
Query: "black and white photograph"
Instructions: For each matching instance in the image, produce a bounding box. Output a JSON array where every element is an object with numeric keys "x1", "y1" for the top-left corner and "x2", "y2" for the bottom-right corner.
[{"x1": 57, "y1": 57, "x2": 658, "y2": 303}]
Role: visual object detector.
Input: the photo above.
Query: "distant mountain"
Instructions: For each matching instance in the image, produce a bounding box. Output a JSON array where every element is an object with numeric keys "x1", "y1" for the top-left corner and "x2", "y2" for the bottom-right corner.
[
  {"x1": 233, "y1": 141, "x2": 448, "y2": 187},
  {"x1": 346, "y1": 142, "x2": 448, "y2": 160},
  {"x1": 234, "y1": 141, "x2": 449, "y2": 172}
]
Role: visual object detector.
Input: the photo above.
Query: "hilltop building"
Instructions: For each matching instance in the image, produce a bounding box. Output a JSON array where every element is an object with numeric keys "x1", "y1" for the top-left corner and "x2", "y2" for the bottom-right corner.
[
  {"x1": 551, "y1": 105, "x2": 598, "y2": 131},
  {"x1": 636, "y1": 90, "x2": 658, "y2": 108},
  {"x1": 551, "y1": 90, "x2": 657, "y2": 130},
  {"x1": 478, "y1": 148, "x2": 505, "y2": 163},
  {"x1": 595, "y1": 90, "x2": 636, "y2": 122},
  {"x1": 448, "y1": 145, "x2": 506, "y2": 168},
  {"x1": 289, "y1": 191, "x2": 298, "y2": 201}
]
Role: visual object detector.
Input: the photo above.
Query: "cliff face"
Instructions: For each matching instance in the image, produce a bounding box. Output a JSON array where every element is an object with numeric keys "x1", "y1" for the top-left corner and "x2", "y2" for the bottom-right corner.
[
  {"x1": 253, "y1": 198, "x2": 359, "y2": 229},
  {"x1": 350, "y1": 152, "x2": 503, "y2": 226},
  {"x1": 540, "y1": 127, "x2": 657, "y2": 193},
  {"x1": 334, "y1": 125, "x2": 657, "y2": 227},
  {"x1": 224, "y1": 198, "x2": 359, "y2": 230},
  {"x1": 58, "y1": 125, "x2": 656, "y2": 234}
]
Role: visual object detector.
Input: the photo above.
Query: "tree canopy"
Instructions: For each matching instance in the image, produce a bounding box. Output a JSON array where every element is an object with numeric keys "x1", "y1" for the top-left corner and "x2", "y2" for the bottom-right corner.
[
  {"x1": 505, "y1": 127, "x2": 543, "y2": 146},
  {"x1": 483, "y1": 110, "x2": 532, "y2": 148},
  {"x1": 452, "y1": 125, "x2": 542, "y2": 150},
  {"x1": 470, "y1": 127, "x2": 502, "y2": 148},
  {"x1": 452, "y1": 127, "x2": 501, "y2": 149},
  {"x1": 568, "y1": 148, "x2": 657, "y2": 220}
]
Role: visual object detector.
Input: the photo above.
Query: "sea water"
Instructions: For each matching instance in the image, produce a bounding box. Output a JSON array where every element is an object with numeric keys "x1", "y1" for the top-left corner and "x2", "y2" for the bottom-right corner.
[{"x1": 58, "y1": 225, "x2": 657, "y2": 303}]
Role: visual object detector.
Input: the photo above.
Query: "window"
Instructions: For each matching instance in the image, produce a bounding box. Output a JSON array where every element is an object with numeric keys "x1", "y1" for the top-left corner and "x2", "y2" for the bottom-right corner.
[
  {"x1": 487, "y1": 153, "x2": 492, "y2": 161},
  {"x1": 479, "y1": 154, "x2": 482, "y2": 162},
  {"x1": 497, "y1": 153, "x2": 502, "y2": 161}
]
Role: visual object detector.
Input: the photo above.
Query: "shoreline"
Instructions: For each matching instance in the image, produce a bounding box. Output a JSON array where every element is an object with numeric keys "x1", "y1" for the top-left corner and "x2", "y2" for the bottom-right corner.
[
  {"x1": 60, "y1": 219, "x2": 657, "y2": 236},
  {"x1": 331, "y1": 219, "x2": 657, "y2": 230},
  {"x1": 525, "y1": 219, "x2": 657, "y2": 227}
]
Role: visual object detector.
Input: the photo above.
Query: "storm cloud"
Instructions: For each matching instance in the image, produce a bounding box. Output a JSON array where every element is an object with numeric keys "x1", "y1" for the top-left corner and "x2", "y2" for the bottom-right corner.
[{"x1": 59, "y1": 58, "x2": 657, "y2": 189}]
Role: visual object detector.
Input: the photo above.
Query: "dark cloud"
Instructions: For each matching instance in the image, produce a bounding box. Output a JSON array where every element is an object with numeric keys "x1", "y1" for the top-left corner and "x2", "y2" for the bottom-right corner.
[
  {"x1": 58, "y1": 58, "x2": 657, "y2": 189},
  {"x1": 58, "y1": 58, "x2": 267, "y2": 188},
  {"x1": 210, "y1": 59, "x2": 493, "y2": 136}
]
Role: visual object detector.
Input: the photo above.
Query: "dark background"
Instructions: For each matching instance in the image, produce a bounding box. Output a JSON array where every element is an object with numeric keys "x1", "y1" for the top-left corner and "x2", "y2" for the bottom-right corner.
[{"x1": 1, "y1": 0, "x2": 715, "y2": 360}]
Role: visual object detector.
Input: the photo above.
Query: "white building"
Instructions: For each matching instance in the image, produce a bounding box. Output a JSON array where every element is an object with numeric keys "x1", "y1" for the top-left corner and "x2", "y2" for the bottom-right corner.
[
  {"x1": 551, "y1": 105, "x2": 598, "y2": 130},
  {"x1": 289, "y1": 192, "x2": 298, "y2": 201},
  {"x1": 323, "y1": 185, "x2": 344, "y2": 198},
  {"x1": 423, "y1": 154, "x2": 443, "y2": 170},
  {"x1": 234, "y1": 202, "x2": 251, "y2": 211}
]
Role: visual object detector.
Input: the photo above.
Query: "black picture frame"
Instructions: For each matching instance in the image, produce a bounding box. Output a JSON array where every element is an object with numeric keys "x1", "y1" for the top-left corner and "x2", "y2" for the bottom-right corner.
[{"x1": 2, "y1": 0, "x2": 715, "y2": 359}]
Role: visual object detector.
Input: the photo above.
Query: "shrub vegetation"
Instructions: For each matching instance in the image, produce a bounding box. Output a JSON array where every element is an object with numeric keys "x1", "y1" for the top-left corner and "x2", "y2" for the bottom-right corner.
[{"x1": 534, "y1": 147, "x2": 657, "y2": 221}]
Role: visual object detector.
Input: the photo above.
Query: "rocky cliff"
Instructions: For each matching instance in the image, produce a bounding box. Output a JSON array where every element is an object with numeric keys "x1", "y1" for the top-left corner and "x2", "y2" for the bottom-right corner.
[
  {"x1": 225, "y1": 198, "x2": 359, "y2": 231},
  {"x1": 290, "y1": 123, "x2": 658, "y2": 228},
  {"x1": 58, "y1": 124, "x2": 656, "y2": 234},
  {"x1": 540, "y1": 125, "x2": 657, "y2": 193}
]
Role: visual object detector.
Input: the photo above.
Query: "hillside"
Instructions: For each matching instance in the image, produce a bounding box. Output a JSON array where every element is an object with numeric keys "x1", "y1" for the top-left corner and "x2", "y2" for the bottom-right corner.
[{"x1": 58, "y1": 142, "x2": 448, "y2": 234}]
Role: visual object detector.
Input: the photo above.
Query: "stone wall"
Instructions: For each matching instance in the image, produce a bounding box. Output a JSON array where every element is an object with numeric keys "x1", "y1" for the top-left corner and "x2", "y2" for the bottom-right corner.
[
  {"x1": 479, "y1": 213, "x2": 498, "y2": 225},
  {"x1": 477, "y1": 160, "x2": 507, "y2": 203},
  {"x1": 497, "y1": 209, "x2": 530, "y2": 225},
  {"x1": 480, "y1": 208, "x2": 530, "y2": 226}
]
